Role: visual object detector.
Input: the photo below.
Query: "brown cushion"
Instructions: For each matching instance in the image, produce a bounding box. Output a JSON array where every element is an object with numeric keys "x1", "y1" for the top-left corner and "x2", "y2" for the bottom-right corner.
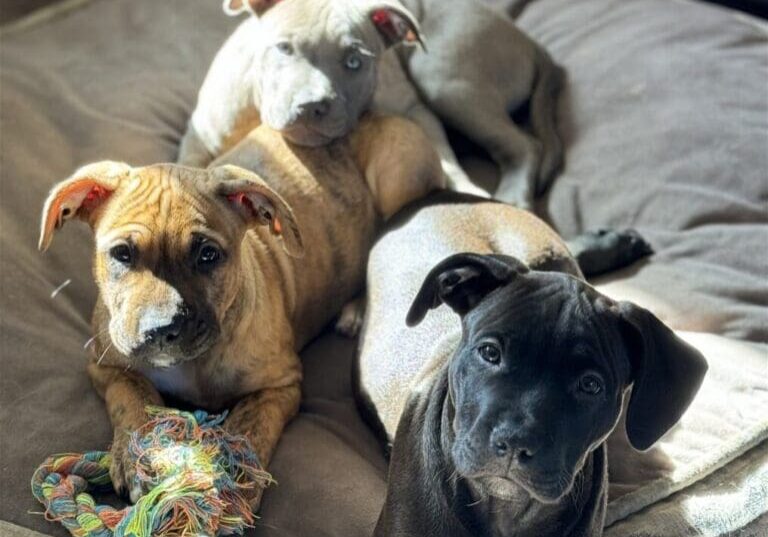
[{"x1": 0, "y1": 0, "x2": 64, "y2": 26}]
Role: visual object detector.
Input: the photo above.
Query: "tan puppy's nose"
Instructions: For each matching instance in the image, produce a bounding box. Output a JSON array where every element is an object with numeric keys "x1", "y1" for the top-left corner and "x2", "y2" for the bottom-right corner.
[{"x1": 145, "y1": 313, "x2": 186, "y2": 346}]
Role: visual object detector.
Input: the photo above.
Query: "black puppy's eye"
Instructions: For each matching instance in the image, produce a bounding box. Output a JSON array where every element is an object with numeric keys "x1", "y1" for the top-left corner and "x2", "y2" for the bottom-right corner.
[
  {"x1": 276, "y1": 41, "x2": 294, "y2": 55},
  {"x1": 344, "y1": 52, "x2": 363, "y2": 70},
  {"x1": 477, "y1": 343, "x2": 502, "y2": 365},
  {"x1": 196, "y1": 244, "x2": 223, "y2": 270},
  {"x1": 110, "y1": 244, "x2": 133, "y2": 265},
  {"x1": 578, "y1": 373, "x2": 604, "y2": 395}
]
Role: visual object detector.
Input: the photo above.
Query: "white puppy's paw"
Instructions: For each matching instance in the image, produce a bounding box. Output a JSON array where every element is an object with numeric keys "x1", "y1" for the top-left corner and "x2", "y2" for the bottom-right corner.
[{"x1": 335, "y1": 298, "x2": 365, "y2": 338}]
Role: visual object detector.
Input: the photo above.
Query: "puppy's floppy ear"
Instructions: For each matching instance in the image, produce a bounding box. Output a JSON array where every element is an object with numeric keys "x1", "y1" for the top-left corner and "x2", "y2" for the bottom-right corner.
[
  {"x1": 616, "y1": 302, "x2": 708, "y2": 451},
  {"x1": 223, "y1": 0, "x2": 279, "y2": 17},
  {"x1": 39, "y1": 161, "x2": 131, "y2": 252},
  {"x1": 406, "y1": 253, "x2": 528, "y2": 326},
  {"x1": 212, "y1": 165, "x2": 304, "y2": 258},
  {"x1": 367, "y1": 2, "x2": 425, "y2": 50}
]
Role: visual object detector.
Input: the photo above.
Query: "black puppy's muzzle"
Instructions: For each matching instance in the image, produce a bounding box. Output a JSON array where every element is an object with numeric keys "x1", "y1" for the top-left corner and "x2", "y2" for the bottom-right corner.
[
  {"x1": 489, "y1": 424, "x2": 538, "y2": 466},
  {"x1": 485, "y1": 421, "x2": 574, "y2": 502},
  {"x1": 454, "y1": 408, "x2": 573, "y2": 503}
]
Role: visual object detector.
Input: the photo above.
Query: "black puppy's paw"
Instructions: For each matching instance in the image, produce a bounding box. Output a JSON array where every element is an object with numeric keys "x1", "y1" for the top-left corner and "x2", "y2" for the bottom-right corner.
[{"x1": 570, "y1": 228, "x2": 653, "y2": 277}]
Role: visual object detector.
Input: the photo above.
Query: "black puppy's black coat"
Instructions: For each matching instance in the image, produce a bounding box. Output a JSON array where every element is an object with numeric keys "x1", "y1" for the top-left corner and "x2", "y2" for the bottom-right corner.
[{"x1": 372, "y1": 253, "x2": 707, "y2": 537}]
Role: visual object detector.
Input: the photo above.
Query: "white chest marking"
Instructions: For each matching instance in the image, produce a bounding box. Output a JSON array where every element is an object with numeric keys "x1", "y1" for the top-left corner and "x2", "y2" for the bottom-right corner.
[{"x1": 141, "y1": 362, "x2": 201, "y2": 402}]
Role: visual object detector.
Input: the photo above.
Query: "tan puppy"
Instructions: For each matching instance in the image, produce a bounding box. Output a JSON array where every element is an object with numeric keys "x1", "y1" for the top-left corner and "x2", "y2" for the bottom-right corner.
[{"x1": 38, "y1": 115, "x2": 442, "y2": 508}]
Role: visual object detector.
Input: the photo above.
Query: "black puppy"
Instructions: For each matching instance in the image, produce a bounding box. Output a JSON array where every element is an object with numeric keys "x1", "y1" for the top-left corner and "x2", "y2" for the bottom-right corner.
[{"x1": 356, "y1": 196, "x2": 707, "y2": 537}]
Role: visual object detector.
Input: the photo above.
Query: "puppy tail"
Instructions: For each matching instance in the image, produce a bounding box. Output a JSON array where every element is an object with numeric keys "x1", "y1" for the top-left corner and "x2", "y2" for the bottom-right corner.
[{"x1": 529, "y1": 54, "x2": 566, "y2": 197}]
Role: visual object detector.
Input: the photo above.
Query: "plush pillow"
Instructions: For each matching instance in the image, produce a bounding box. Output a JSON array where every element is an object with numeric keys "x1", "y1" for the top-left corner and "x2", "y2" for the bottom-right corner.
[{"x1": 508, "y1": 0, "x2": 768, "y2": 342}]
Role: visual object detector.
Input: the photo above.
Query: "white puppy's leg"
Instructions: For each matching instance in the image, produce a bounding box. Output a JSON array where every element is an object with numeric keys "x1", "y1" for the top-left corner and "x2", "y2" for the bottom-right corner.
[
  {"x1": 404, "y1": 105, "x2": 489, "y2": 198},
  {"x1": 177, "y1": 18, "x2": 260, "y2": 167},
  {"x1": 429, "y1": 94, "x2": 540, "y2": 209},
  {"x1": 178, "y1": 125, "x2": 217, "y2": 168}
]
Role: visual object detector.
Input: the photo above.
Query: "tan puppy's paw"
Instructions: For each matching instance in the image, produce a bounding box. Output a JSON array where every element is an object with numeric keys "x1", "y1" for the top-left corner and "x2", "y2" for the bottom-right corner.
[
  {"x1": 335, "y1": 298, "x2": 365, "y2": 338},
  {"x1": 109, "y1": 431, "x2": 140, "y2": 503}
]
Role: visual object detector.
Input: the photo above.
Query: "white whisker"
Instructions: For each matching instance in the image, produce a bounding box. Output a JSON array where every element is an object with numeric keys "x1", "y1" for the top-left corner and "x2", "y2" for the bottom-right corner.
[
  {"x1": 84, "y1": 329, "x2": 108, "y2": 349},
  {"x1": 97, "y1": 342, "x2": 113, "y2": 365},
  {"x1": 50, "y1": 279, "x2": 72, "y2": 299}
]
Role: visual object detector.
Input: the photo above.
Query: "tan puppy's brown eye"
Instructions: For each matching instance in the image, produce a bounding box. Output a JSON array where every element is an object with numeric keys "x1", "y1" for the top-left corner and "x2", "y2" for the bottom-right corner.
[
  {"x1": 109, "y1": 244, "x2": 133, "y2": 265},
  {"x1": 196, "y1": 244, "x2": 223, "y2": 271}
]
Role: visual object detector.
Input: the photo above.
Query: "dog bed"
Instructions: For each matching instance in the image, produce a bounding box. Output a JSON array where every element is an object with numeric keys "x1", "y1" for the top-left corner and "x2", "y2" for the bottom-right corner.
[{"x1": 0, "y1": 0, "x2": 765, "y2": 535}]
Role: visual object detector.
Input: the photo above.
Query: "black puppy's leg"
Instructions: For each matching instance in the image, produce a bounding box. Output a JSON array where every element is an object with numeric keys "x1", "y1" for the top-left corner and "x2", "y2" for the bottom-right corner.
[{"x1": 567, "y1": 229, "x2": 653, "y2": 277}]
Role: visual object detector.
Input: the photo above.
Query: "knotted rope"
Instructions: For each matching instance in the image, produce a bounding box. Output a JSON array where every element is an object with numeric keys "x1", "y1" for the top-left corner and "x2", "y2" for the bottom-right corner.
[{"x1": 31, "y1": 407, "x2": 272, "y2": 537}]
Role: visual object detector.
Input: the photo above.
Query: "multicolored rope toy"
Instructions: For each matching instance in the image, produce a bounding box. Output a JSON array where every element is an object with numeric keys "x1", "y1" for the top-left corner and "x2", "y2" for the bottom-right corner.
[{"x1": 31, "y1": 406, "x2": 272, "y2": 537}]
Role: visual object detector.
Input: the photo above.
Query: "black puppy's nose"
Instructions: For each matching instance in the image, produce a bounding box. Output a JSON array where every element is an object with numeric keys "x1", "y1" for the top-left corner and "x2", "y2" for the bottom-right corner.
[
  {"x1": 300, "y1": 98, "x2": 331, "y2": 119},
  {"x1": 145, "y1": 313, "x2": 187, "y2": 345},
  {"x1": 490, "y1": 429, "x2": 536, "y2": 462}
]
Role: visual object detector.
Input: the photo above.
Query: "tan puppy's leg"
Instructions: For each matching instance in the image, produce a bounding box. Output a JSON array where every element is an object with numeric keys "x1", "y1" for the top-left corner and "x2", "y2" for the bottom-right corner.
[
  {"x1": 88, "y1": 363, "x2": 163, "y2": 502},
  {"x1": 224, "y1": 383, "x2": 302, "y2": 510},
  {"x1": 351, "y1": 115, "x2": 445, "y2": 220}
]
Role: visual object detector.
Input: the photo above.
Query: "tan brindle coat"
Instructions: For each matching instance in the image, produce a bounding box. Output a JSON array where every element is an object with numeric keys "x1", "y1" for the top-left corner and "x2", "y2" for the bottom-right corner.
[{"x1": 39, "y1": 115, "x2": 442, "y2": 506}]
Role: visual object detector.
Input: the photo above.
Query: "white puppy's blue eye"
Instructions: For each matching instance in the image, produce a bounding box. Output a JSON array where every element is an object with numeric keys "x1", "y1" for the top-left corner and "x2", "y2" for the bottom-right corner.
[
  {"x1": 345, "y1": 53, "x2": 362, "y2": 70},
  {"x1": 276, "y1": 42, "x2": 293, "y2": 55}
]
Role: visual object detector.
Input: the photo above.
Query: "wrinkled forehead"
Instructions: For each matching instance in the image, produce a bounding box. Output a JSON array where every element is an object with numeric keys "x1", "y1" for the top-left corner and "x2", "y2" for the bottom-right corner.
[
  {"x1": 94, "y1": 166, "x2": 235, "y2": 250},
  {"x1": 466, "y1": 273, "x2": 622, "y2": 366},
  {"x1": 264, "y1": 0, "x2": 381, "y2": 49}
]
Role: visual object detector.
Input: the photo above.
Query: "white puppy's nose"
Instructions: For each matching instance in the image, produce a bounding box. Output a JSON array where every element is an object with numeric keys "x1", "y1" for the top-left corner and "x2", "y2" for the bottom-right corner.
[{"x1": 298, "y1": 98, "x2": 331, "y2": 119}]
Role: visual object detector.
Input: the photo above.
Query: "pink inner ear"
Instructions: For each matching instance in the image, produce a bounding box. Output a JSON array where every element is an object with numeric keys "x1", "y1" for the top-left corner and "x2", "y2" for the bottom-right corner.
[
  {"x1": 228, "y1": 192, "x2": 254, "y2": 214},
  {"x1": 81, "y1": 185, "x2": 112, "y2": 213},
  {"x1": 371, "y1": 9, "x2": 415, "y2": 44},
  {"x1": 372, "y1": 9, "x2": 395, "y2": 33}
]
